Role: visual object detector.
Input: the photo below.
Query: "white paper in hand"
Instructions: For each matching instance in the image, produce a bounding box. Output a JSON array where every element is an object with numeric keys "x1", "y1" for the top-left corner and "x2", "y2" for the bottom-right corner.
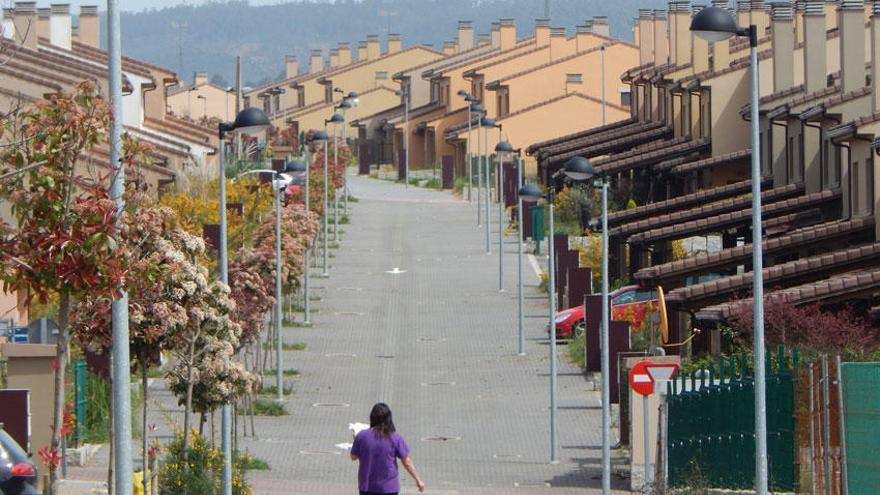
[
  {"x1": 349, "y1": 422, "x2": 369, "y2": 435},
  {"x1": 335, "y1": 442, "x2": 353, "y2": 451}
]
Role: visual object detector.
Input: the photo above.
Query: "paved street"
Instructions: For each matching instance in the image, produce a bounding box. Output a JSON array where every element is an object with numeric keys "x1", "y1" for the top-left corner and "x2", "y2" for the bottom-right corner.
[{"x1": 239, "y1": 174, "x2": 627, "y2": 494}]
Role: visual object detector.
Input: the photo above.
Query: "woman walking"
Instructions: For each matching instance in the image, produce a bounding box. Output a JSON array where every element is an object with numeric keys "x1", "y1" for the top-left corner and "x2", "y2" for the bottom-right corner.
[{"x1": 351, "y1": 403, "x2": 425, "y2": 494}]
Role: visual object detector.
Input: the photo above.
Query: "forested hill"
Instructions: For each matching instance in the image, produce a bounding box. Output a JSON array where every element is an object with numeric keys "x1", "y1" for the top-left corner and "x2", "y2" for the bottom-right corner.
[{"x1": 115, "y1": 0, "x2": 666, "y2": 87}]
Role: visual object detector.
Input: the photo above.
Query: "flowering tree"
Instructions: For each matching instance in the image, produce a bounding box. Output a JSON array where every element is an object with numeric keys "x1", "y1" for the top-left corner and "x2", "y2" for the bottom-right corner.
[
  {"x1": 0, "y1": 83, "x2": 127, "y2": 492},
  {"x1": 252, "y1": 202, "x2": 320, "y2": 295},
  {"x1": 228, "y1": 246, "x2": 275, "y2": 347}
]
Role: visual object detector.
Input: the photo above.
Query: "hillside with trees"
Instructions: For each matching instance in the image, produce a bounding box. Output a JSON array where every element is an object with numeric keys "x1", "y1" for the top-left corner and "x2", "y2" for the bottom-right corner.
[{"x1": 117, "y1": 0, "x2": 666, "y2": 87}]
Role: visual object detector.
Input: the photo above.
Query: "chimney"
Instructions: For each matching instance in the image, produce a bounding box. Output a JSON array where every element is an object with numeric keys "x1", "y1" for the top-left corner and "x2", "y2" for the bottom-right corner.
[
  {"x1": 457, "y1": 20, "x2": 474, "y2": 51},
  {"x1": 692, "y1": 4, "x2": 710, "y2": 73},
  {"x1": 653, "y1": 10, "x2": 669, "y2": 65},
  {"x1": 285, "y1": 55, "x2": 298, "y2": 79},
  {"x1": 871, "y1": 0, "x2": 880, "y2": 111},
  {"x1": 669, "y1": 2, "x2": 691, "y2": 66},
  {"x1": 78, "y1": 5, "x2": 98, "y2": 48},
  {"x1": 549, "y1": 27, "x2": 566, "y2": 61},
  {"x1": 443, "y1": 40, "x2": 457, "y2": 55},
  {"x1": 711, "y1": 2, "x2": 732, "y2": 69},
  {"x1": 770, "y1": 3, "x2": 794, "y2": 92},
  {"x1": 737, "y1": 1, "x2": 751, "y2": 25},
  {"x1": 193, "y1": 72, "x2": 208, "y2": 86},
  {"x1": 535, "y1": 18, "x2": 551, "y2": 47},
  {"x1": 388, "y1": 33, "x2": 401, "y2": 53},
  {"x1": 592, "y1": 16, "x2": 610, "y2": 37},
  {"x1": 338, "y1": 42, "x2": 351, "y2": 65},
  {"x1": 357, "y1": 41, "x2": 368, "y2": 61},
  {"x1": 499, "y1": 18, "x2": 516, "y2": 50},
  {"x1": 801, "y1": 0, "x2": 826, "y2": 92},
  {"x1": 2, "y1": 8, "x2": 14, "y2": 40},
  {"x1": 491, "y1": 22, "x2": 501, "y2": 48},
  {"x1": 576, "y1": 23, "x2": 598, "y2": 52},
  {"x1": 329, "y1": 48, "x2": 340, "y2": 67},
  {"x1": 36, "y1": 7, "x2": 49, "y2": 40},
  {"x1": 477, "y1": 34, "x2": 491, "y2": 46},
  {"x1": 750, "y1": 0, "x2": 770, "y2": 35},
  {"x1": 309, "y1": 49, "x2": 324, "y2": 74},
  {"x1": 13, "y1": 2, "x2": 37, "y2": 49},
  {"x1": 794, "y1": 0, "x2": 805, "y2": 43},
  {"x1": 638, "y1": 9, "x2": 654, "y2": 65},
  {"x1": 838, "y1": 0, "x2": 866, "y2": 94},
  {"x1": 48, "y1": 4, "x2": 71, "y2": 50},
  {"x1": 366, "y1": 34, "x2": 381, "y2": 59}
]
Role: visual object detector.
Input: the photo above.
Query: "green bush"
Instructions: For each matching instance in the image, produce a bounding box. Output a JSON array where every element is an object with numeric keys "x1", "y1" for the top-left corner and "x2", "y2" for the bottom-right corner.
[
  {"x1": 238, "y1": 398, "x2": 287, "y2": 416},
  {"x1": 453, "y1": 176, "x2": 468, "y2": 194},
  {"x1": 159, "y1": 430, "x2": 251, "y2": 495},
  {"x1": 568, "y1": 332, "x2": 586, "y2": 369}
]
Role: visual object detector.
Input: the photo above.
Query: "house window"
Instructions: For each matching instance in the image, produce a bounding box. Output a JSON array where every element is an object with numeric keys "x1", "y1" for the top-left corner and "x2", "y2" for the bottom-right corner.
[
  {"x1": 566, "y1": 73, "x2": 583, "y2": 84},
  {"x1": 297, "y1": 87, "x2": 305, "y2": 107},
  {"x1": 823, "y1": 139, "x2": 841, "y2": 188},
  {"x1": 243, "y1": 96, "x2": 250, "y2": 108},
  {"x1": 496, "y1": 88, "x2": 510, "y2": 118},
  {"x1": 324, "y1": 85, "x2": 333, "y2": 104},
  {"x1": 619, "y1": 88, "x2": 632, "y2": 107},
  {"x1": 867, "y1": 156, "x2": 875, "y2": 215},
  {"x1": 431, "y1": 81, "x2": 440, "y2": 103},
  {"x1": 376, "y1": 71, "x2": 389, "y2": 80},
  {"x1": 787, "y1": 135, "x2": 796, "y2": 183},
  {"x1": 263, "y1": 97, "x2": 270, "y2": 114},
  {"x1": 471, "y1": 77, "x2": 484, "y2": 102},
  {"x1": 273, "y1": 93, "x2": 280, "y2": 112}
]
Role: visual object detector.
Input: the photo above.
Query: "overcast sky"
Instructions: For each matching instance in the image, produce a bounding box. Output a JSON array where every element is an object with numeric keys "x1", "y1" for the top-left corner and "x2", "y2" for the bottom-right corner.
[{"x1": 28, "y1": 0, "x2": 292, "y2": 13}]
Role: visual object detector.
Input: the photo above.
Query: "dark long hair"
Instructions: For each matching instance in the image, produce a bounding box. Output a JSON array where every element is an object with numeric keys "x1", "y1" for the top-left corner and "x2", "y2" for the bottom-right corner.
[{"x1": 369, "y1": 403, "x2": 396, "y2": 438}]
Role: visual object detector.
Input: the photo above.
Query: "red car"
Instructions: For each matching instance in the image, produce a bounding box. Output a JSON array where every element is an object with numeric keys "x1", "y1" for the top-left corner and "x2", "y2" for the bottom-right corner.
[{"x1": 551, "y1": 285, "x2": 659, "y2": 339}]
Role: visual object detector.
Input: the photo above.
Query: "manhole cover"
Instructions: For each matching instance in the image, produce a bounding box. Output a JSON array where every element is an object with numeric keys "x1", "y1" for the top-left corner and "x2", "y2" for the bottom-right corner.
[
  {"x1": 417, "y1": 337, "x2": 447, "y2": 343},
  {"x1": 514, "y1": 482, "x2": 551, "y2": 488},
  {"x1": 325, "y1": 353, "x2": 357, "y2": 358},
  {"x1": 421, "y1": 436, "x2": 461, "y2": 442},
  {"x1": 336, "y1": 287, "x2": 363, "y2": 292},
  {"x1": 494, "y1": 453, "x2": 522, "y2": 460},
  {"x1": 299, "y1": 450, "x2": 341, "y2": 456},
  {"x1": 420, "y1": 381, "x2": 456, "y2": 387},
  {"x1": 334, "y1": 311, "x2": 365, "y2": 316},
  {"x1": 312, "y1": 402, "x2": 351, "y2": 408},
  {"x1": 376, "y1": 355, "x2": 395, "y2": 359}
]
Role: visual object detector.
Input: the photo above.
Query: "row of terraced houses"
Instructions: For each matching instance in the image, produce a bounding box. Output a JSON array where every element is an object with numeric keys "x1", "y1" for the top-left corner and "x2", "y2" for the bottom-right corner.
[{"x1": 6, "y1": 0, "x2": 880, "y2": 354}]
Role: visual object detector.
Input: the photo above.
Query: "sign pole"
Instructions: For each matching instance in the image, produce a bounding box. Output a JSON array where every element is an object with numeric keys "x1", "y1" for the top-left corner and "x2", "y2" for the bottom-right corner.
[{"x1": 643, "y1": 394, "x2": 651, "y2": 494}]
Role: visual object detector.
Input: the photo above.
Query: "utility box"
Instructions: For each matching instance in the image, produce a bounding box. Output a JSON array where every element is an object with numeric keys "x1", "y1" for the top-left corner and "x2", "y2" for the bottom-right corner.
[
  {"x1": 2, "y1": 343, "x2": 56, "y2": 473},
  {"x1": 530, "y1": 204, "x2": 545, "y2": 242}
]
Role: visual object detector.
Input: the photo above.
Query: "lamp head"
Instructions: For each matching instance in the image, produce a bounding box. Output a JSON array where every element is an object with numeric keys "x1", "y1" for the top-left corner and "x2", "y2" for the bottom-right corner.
[
  {"x1": 328, "y1": 113, "x2": 345, "y2": 123},
  {"x1": 518, "y1": 183, "x2": 544, "y2": 202},
  {"x1": 472, "y1": 103, "x2": 485, "y2": 114},
  {"x1": 347, "y1": 91, "x2": 358, "y2": 99},
  {"x1": 465, "y1": 94, "x2": 477, "y2": 103},
  {"x1": 286, "y1": 159, "x2": 308, "y2": 173},
  {"x1": 457, "y1": 89, "x2": 468, "y2": 97},
  {"x1": 690, "y1": 6, "x2": 739, "y2": 42},
  {"x1": 312, "y1": 130, "x2": 329, "y2": 142},
  {"x1": 480, "y1": 117, "x2": 495, "y2": 127},
  {"x1": 337, "y1": 100, "x2": 352, "y2": 109},
  {"x1": 563, "y1": 156, "x2": 596, "y2": 182},
  {"x1": 231, "y1": 107, "x2": 270, "y2": 135}
]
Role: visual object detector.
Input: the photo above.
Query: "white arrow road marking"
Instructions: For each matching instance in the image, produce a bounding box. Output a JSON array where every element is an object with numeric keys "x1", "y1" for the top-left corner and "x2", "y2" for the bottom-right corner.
[{"x1": 385, "y1": 267, "x2": 407, "y2": 274}]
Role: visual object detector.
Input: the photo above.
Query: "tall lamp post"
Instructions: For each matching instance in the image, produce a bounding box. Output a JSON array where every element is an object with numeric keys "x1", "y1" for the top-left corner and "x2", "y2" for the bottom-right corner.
[
  {"x1": 691, "y1": 8, "x2": 767, "y2": 494},
  {"x1": 313, "y1": 128, "x2": 331, "y2": 277},
  {"x1": 327, "y1": 113, "x2": 345, "y2": 243},
  {"x1": 472, "y1": 103, "x2": 485, "y2": 226},
  {"x1": 458, "y1": 90, "x2": 476, "y2": 201},
  {"x1": 495, "y1": 140, "x2": 514, "y2": 292},
  {"x1": 518, "y1": 163, "x2": 588, "y2": 464},
  {"x1": 218, "y1": 107, "x2": 270, "y2": 495},
  {"x1": 394, "y1": 88, "x2": 410, "y2": 188},
  {"x1": 288, "y1": 159, "x2": 310, "y2": 324},
  {"x1": 564, "y1": 156, "x2": 611, "y2": 494},
  {"x1": 480, "y1": 117, "x2": 500, "y2": 255}
]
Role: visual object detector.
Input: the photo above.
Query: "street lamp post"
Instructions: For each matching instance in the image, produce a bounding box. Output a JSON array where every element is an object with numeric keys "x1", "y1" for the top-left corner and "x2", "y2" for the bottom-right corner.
[
  {"x1": 288, "y1": 159, "x2": 310, "y2": 324},
  {"x1": 394, "y1": 88, "x2": 410, "y2": 188},
  {"x1": 495, "y1": 141, "x2": 514, "y2": 292},
  {"x1": 218, "y1": 107, "x2": 270, "y2": 495},
  {"x1": 327, "y1": 113, "x2": 345, "y2": 243},
  {"x1": 458, "y1": 90, "x2": 476, "y2": 201},
  {"x1": 515, "y1": 152, "x2": 525, "y2": 356},
  {"x1": 480, "y1": 117, "x2": 498, "y2": 255},
  {"x1": 563, "y1": 156, "x2": 611, "y2": 494},
  {"x1": 314, "y1": 128, "x2": 331, "y2": 277},
  {"x1": 472, "y1": 103, "x2": 485, "y2": 226},
  {"x1": 691, "y1": 8, "x2": 767, "y2": 494}
]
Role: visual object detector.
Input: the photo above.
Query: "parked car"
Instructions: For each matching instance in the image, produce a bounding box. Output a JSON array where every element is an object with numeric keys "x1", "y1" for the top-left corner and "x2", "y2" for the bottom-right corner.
[
  {"x1": 551, "y1": 285, "x2": 659, "y2": 339},
  {"x1": 0, "y1": 427, "x2": 41, "y2": 495}
]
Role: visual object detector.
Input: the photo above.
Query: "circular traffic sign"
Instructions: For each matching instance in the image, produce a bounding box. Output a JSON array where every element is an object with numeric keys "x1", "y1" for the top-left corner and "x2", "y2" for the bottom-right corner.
[{"x1": 629, "y1": 361, "x2": 655, "y2": 396}]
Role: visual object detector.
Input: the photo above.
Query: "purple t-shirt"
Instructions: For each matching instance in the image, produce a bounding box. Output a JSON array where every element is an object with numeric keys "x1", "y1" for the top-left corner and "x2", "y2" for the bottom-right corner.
[{"x1": 351, "y1": 428, "x2": 410, "y2": 494}]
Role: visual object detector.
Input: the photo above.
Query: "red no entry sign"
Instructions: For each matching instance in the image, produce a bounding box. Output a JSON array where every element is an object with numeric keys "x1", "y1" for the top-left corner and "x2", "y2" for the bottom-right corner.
[{"x1": 628, "y1": 361, "x2": 680, "y2": 396}]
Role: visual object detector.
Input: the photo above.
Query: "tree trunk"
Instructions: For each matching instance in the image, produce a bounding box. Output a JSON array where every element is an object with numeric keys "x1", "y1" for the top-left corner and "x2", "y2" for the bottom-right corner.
[
  {"x1": 49, "y1": 290, "x2": 71, "y2": 495},
  {"x1": 141, "y1": 354, "x2": 149, "y2": 495}
]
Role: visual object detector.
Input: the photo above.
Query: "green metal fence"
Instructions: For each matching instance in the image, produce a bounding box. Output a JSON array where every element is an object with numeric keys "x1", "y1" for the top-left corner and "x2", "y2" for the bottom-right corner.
[
  {"x1": 73, "y1": 359, "x2": 88, "y2": 446},
  {"x1": 667, "y1": 347, "x2": 797, "y2": 491},
  {"x1": 840, "y1": 362, "x2": 880, "y2": 495}
]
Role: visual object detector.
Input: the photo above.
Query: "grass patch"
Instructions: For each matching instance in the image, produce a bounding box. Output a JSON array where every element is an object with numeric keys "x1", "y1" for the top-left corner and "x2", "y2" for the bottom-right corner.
[
  {"x1": 329, "y1": 243, "x2": 340, "y2": 249},
  {"x1": 146, "y1": 366, "x2": 165, "y2": 378},
  {"x1": 261, "y1": 342, "x2": 307, "y2": 351},
  {"x1": 568, "y1": 332, "x2": 586, "y2": 369},
  {"x1": 339, "y1": 216, "x2": 350, "y2": 224},
  {"x1": 264, "y1": 368, "x2": 300, "y2": 377},
  {"x1": 423, "y1": 178, "x2": 441, "y2": 189},
  {"x1": 238, "y1": 453, "x2": 270, "y2": 471},
  {"x1": 287, "y1": 321, "x2": 314, "y2": 328},
  {"x1": 239, "y1": 399, "x2": 287, "y2": 416},
  {"x1": 258, "y1": 384, "x2": 293, "y2": 396},
  {"x1": 346, "y1": 195, "x2": 359, "y2": 203}
]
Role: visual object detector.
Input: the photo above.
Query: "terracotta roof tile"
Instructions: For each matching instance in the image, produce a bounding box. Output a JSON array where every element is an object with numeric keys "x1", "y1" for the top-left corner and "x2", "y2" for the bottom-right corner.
[
  {"x1": 612, "y1": 182, "x2": 803, "y2": 239},
  {"x1": 695, "y1": 265, "x2": 880, "y2": 321},
  {"x1": 526, "y1": 117, "x2": 638, "y2": 155},
  {"x1": 492, "y1": 42, "x2": 621, "y2": 86},
  {"x1": 629, "y1": 188, "x2": 840, "y2": 245},
  {"x1": 541, "y1": 124, "x2": 672, "y2": 166},
  {"x1": 535, "y1": 120, "x2": 662, "y2": 159},
  {"x1": 669, "y1": 148, "x2": 752, "y2": 175},
  {"x1": 635, "y1": 217, "x2": 876, "y2": 285},
  {"x1": 594, "y1": 137, "x2": 711, "y2": 176},
  {"x1": 607, "y1": 177, "x2": 769, "y2": 227},
  {"x1": 666, "y1": 242, "x2": 880, "y2": 307}
]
